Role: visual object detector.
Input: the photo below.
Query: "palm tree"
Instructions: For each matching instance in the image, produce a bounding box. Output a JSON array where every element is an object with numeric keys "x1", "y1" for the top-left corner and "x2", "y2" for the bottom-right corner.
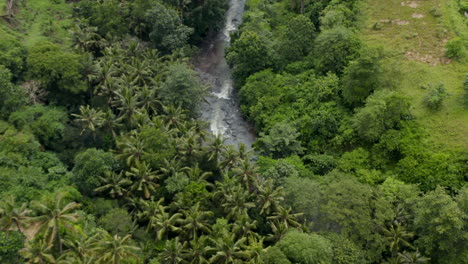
[
  {"x1": 232, "y1": 159, "x2": 259, "y2": 191},
  {"x1": 72, "y1": 105, "x2": 105, "y2": 137},
  {"x1": 116, "y1": 131, "x2": 148, "y2": 166},
  {"x1": 222, "y1": 185, "x2": 255, "y2": 221},
  {"x1": 397, "y1": 251, "x2": 430, "y2": 264},
  {"x1": 256, "y1": 179, "x2": 284, "y2": 216},
  {"x1": 383, "y1": 222, "x2": 414, "y2": 257},
  {"x1": 208, "y1": 233, "x2": 251, "y2": 264},
  {"x1": 60, "y1": 231, "x2": 99, "y2": 263},
  {"x1": 32, "y1": 192, "x2": 81, "y2": 254},
  {"x1": 179, "y1": 203, "x2": 213, "y2": 240},
  {"x1": 148, "y1": 204, "x2": 182, "y2": 241},
  {"x1": 185, "y1": 163, "x2": 213, "y2": 184},
  {"x1": 177, "y1": 130, "x2": 203, "y2": 164},
  {"x1": 244, "y1": 237, "x2": 265, "y2": 264},
  {"x1": 20, "y1": 240, "x2": 56, "y2": 264},
  {"x1": 162, "y1": 104, "x2": 188, "y2": 131},
  {"x1": 138, "y1": 85, "x2": 160, "y2": 115},
  {"x1": 93, "y1": 232, "x2": 140, "y2": 264},
  {"x1": 207, "y1": 135, "x2": 226, "y2": 166},
  {"x1": 123, "y1": 197, "x2": 147, "y2": 218},
  {"x1": 185, "y1": 236, "x2": 210, "y2": 264},
  {"x1": 137, "y1": 198, "x2": 164, "y2": 223},
  {"x1": 94, "y1": 171, "x2": 131, "y2": 198},
  {"x1": 237, "y1": 143, "x2": 251, "y2": 161},
  {"x1": 267, "y1": 206, "x2": 302, "y2": 229},
  {"x1": 159, "y1": 237, "x2": 187, "y2": 264},
  {"x1": 0, "y1": 195, "x2": 31, "y2": 233},
  {"x1": 101, "y1": 109, "x2": 122, "y2": 138},
  {"x1": 160, "y1": 157, "x2": 188, "y2": 180},
  {"x1": 232, "y1": 216, "x2": 258, "y2": 241},
  {"x1": 69, "y1": 20, "x2": 102, "y2": 52},
  {"x1": 219, "y1": 146, "x2": 240, "y2": 171},
  {"x1": 127, "y1": 57, "x2": 153, "y2": 86},
  {"x1": 112, "y1": 85, "x2": 142, "y2": 128},
  {"x1": 266, "y1": 221, "x2": 288, "y2": 242},
  {"x1": 126, "y1": 161, "x2": 160, "y2": 199}
]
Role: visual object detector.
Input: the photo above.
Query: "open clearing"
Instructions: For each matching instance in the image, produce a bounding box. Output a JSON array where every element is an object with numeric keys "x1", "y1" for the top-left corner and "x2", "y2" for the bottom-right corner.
[{"x1": 363, "y1": 0, "x2": 468, "y2": 150}]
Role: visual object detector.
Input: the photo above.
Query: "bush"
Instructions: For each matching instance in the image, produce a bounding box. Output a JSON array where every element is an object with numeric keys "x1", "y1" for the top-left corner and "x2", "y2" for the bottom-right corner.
[
  {"x1": 429, "y1": 7, "x2": 443, "y2": 17},
  {"x1": 445, "y1": 37, "x2": 466, "y2": 59},
  {"x1": 423, "y1": 83, "x2": 449, "y2": 110},
  {"x1": 72, "y1": 148, "x2": 119, "y2": 196},
  {"x1": 463, "y1": 74, "x2": 468, "y2": 107}
]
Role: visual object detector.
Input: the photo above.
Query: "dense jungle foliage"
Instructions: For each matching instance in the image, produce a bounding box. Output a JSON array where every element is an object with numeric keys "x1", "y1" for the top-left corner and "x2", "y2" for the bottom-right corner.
[{"x1": 0, "y1": 0, "x2": 467, "y2": 263}]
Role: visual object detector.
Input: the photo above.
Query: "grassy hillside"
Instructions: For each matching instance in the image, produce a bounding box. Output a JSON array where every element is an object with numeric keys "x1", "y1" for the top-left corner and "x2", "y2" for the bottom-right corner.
[
  {"x1": 362, "y1": 0, "x2": 468, "y2": 150},
  {"x1": 0, "y1": 0, "x2": 72, "y2": 46}
]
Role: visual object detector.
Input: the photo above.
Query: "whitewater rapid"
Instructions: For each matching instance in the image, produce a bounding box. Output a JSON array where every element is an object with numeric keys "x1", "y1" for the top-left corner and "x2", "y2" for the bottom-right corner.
[{"x1": 197, "y1": 0, "x2": 255, "y2": 147}]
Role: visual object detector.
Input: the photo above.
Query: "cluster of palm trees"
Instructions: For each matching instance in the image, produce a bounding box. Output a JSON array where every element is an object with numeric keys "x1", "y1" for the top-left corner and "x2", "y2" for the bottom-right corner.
[
  {"x1": 0, "y1": 192, "x2": 140, "y2": 263},
  {"x1": 93, "y1": 128, "x2": 303, "y2": 263}
]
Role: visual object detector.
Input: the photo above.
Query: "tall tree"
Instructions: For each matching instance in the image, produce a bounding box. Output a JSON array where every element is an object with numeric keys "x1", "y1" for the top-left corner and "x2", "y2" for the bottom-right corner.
[{"x1": 32, "y1": 192, "x2": 81, "y2": 254}]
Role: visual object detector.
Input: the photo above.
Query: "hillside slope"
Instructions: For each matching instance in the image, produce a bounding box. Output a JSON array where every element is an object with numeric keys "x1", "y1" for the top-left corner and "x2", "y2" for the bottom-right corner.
[{"x1": 363, "y1": 0, "x2": 468, "y2": 150}]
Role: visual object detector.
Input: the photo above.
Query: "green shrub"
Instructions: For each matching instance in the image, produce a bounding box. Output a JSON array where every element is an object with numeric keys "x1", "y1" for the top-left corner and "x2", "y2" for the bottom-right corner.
[
  {"x1": 423, "y1": 83, "x2": 449, "y2": 110},
  {"x1": 463, "y1": 74, "x2": 468, "y2": 107},
  {"x1": 445, "y1": 37, "x2": 466, "y2": 59},
  {"x1": 458, "y1": 0, "x2": 468, "y2": 12},
  {"x1": 429, "y1": 7, "x2": 443, "y2": 17}
]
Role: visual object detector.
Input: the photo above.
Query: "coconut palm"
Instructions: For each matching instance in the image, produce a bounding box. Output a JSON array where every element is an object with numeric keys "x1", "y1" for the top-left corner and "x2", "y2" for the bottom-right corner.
[
  {"x1": 177, "y1": 130, "x2": 203, "y2": 164},
  {"x1": 184, "y1": 163, "x2": 213, "y2": 183},
  {"x1": 185, "y1": 236, "x2": 211, "y2": 264},
  {"x1": 219, "y1": 145, "x2": 240, "y2": 171},
  {"x1": 93, "y1": 232, "x2": 140, "y2": 264},
  {"x1": 232, "y1": 159, "x2": 259, "y2": 191},
  {"x1": 148, "y1": 204, "x2": 182, "y2": 241},
  {"x1": 266, "y1": 220, "x2": 288, "y2": 242},
  {"x1": 72, "y1": 105, "x2": 105, "y2": 136},
  {"x1": 126, "y1": 160, "x2": 160, "y2": 199},
  {"x1": 256, "y1": 179, "x2": 284, "y2": 216},
  {"x1": 208, "y1": 233, "x2": 251, "y2": 264},
  {"x1": 123, "y1": 197, "x2": 147, "y2": 217},
  {"x1": 20, "y1": 240, "x2": 56, "y2": 264},
  {"x1": 60, "y1": 231, "x2": 99, "y2": 263},
  {"x1": 138, "y1": 85, "x2": 160, "y2": 115},
  {"x1": 69, "y1": 21, "x2": 102, "y2": 52},
  {"x1": 383, "y1": 222, "x2": 414, "y2": 257},
  {"x1": 160, "y1": 157, "x2": 188, "y2": 180},
  {"x1": 267, "y1": 206, "x2": 302, "y2": 229},
  {"x1": 32, "y1": 192, "x2": 81, "y2": 254},
  {"x1": 116, "y1": 131, "x2": 148, "y2": 166},
  {"x1": 112, "y1": 85, "x2": 142, "y2": 127},
  {"x1": 159, "y1": 237, "x2": 188, "y2": 264},
  {"x1": 179, "y1": 203, "x2": 213, "y2": 239},
  {"x1": 137, "y1": 198, "x2": 164, "y2": 223},
  {"x1": 0, "y1": 195, "x2": 31, "y2": 233},
  {"x1": 232, "y1": 216, "x2": 258, "y2": 240},
  {"x1": 162, "y1": 104, "x2": 188, "y2": 131},
  {"x1": 397, "y1": 251, "x2": 430, "y2": 264},
  {"x1": 101, "y1": 109, "x2": 122, "y2": 138},
  {"x1": 207, "y1": 135, "x2": 227, "y2": 166},
  {"x1": 222, "y1": 185, "x2": 255, "y2": 221},
  {"x1": 94, "y1": 171, "x2": 131, "y2": 198}
]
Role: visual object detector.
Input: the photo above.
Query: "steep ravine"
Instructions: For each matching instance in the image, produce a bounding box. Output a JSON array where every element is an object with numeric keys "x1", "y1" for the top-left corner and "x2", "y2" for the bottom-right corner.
[{"x1": 196, "y1": 0, "x2": 255, "y2": 147}]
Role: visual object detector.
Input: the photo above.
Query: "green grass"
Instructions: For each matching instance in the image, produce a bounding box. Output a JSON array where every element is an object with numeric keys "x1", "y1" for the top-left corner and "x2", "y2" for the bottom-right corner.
[
  {"x1": 0, "y1": 1, "x2": 5, "y2": 16},
  {"x1": 0, "y1": 0, "x2": 73, "y2": 47},
  {"x1": 362, "y1": 0, "x2": 468, "y2": 150}
]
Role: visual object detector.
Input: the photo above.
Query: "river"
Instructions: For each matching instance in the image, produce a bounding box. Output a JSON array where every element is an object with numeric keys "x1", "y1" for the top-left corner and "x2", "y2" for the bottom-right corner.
[{"x1": 196, "y1": 0, "x2": 255, "y2": 148}]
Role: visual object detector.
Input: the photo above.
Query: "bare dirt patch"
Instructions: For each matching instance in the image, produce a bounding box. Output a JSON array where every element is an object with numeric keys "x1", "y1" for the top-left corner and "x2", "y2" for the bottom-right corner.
[
  {"x1": 405, "y1": 51, "x2": 451, "y2": 66},
  {"x1": 412, "y1": 13, "x2": 425, "y2": 18},
  {"x1": 393, "y1": 19, "x2": 410, "y2": 25},
  {"x1": 401, "y1": 1, "x2": 419, "y2": 8}
]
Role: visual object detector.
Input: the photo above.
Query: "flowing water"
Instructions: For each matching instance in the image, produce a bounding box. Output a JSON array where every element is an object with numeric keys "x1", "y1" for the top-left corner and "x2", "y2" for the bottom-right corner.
[{"x1": 197, "y1": 0, "x2": 255, "y2": 147}]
